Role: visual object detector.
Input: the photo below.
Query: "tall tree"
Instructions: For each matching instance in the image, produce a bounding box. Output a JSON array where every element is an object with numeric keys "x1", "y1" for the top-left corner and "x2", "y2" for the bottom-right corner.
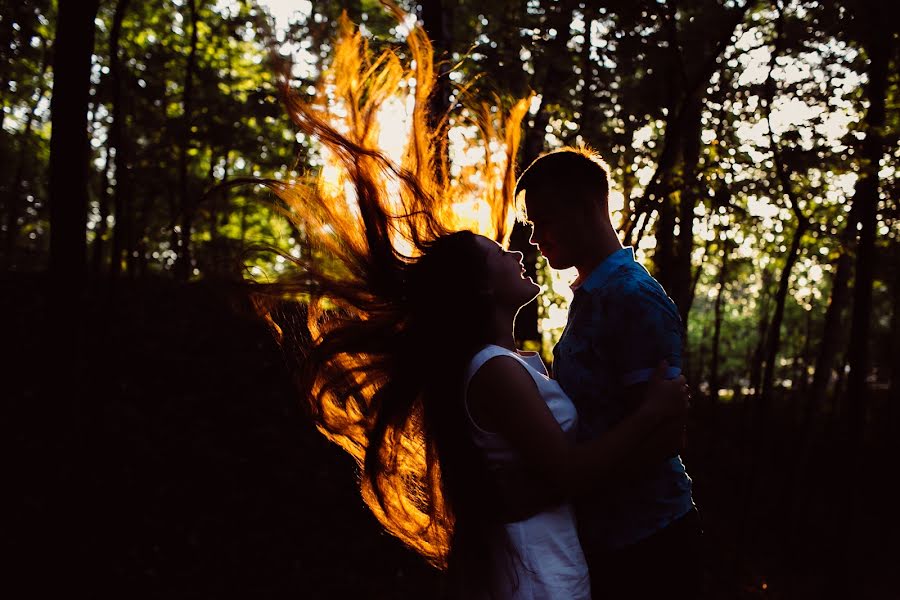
[
  {"x1": 48, "y1": 0, "x2": 101, "y2": 282},
  {"x1": 758, "y1": 29, "x2": 811, "y2": 424},
  {"x1": 632, "y1": 0, "x2": 754, "y2": 323},
  {"x1": 104, "y1": 0, "x2": 132, "y2": 279},
  {"x1": 175, "y1": 0, "x2": 199, "y2": 281},
  {"x1": 831, "y1": 1, "x2": 893, "y2": 595},
  {"x1": 709, "y1": 239, "x2": 731, "y2": 403},
  {"x1": 807, "y1": 204, "x2": 857, "y2": 423},
  {"x1": 842, "y1": 2, "x2": 890, "y2": 447}
]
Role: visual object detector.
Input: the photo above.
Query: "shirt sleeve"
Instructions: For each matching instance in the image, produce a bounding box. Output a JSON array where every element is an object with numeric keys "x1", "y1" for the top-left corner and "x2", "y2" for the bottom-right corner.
[{"x1": 608, "y1": 277, "x2": 685, "y2": 386}]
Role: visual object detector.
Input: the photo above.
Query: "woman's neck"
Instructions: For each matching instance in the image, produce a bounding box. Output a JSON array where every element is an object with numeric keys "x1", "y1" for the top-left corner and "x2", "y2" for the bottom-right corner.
[{"x1": 485, "y1": 311, "x2": 517, "y2": 351}]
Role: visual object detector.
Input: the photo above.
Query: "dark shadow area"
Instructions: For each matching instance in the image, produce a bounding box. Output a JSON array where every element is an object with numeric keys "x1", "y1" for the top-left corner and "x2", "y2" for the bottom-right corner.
[
  {"x1": 4, "y1": 274, "x2": 439, "y2": 598},
  {"x1": 4, "y1": 274, "x2": 896, "y2": 598}
]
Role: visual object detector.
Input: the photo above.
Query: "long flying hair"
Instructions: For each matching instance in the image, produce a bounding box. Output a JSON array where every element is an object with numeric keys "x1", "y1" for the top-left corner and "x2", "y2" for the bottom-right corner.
[{"x1": 245, "y1": 5, "x2": 529, "y2": 592}]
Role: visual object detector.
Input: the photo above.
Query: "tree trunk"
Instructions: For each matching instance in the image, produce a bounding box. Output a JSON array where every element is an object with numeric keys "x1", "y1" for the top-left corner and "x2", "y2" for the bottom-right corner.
[
  {"x1": 651, "y1": 13, "x2": 689, "y2": 296},
  {"x1": 175, "y1": 0, "x2": 199, "y2": 281},
  {"x1": 709, "y1": 244, "x2": 729, "y2": 403},
  {"x1": 797, "y1": 307, "x2": 813, "y2": 395},
  {"x1": 643, "y1": 135, "x2": 690, "y2": 288},
  {"x1": 623, "y1": 1, "x2": 751, "y2": 247},
  {"x1": 49, "y1": 0, "x2": 101, "y2": 283},
  {"x1": 754, "y1": 217, "x2": 808, "y2": 568},
  {"x1": 653, "y1": 185, "x2": 677, "y2": 291},
  {"x1": 673, "y1": 94, "x2": 704, "y2": 323},
  {"x1": 808, "y1": 242, "x2": 854, "y2": 420},
  {"x1": 94, "y1": 0, "x2": 130, "y2": 278},
  {"x1": 758, "y1": 4, "x2": 810, "y2": 429},
  {"x1": 684, "y1": 223, "x2": 716, "y2": 326},
  {"x1": 44, "y1": 5, "x2": 100, "y2": 585},
  {"x1": 743, "y1": 278, "x2": 771, "y2": 456},
  {"x1": 786, "y1": 223, "x2": 856, "y2": 550},
  {"x1": 832, "y1": 10, "x2": 889, "y2": 596},
  {"x1": 759, "y1": 220, "x2": 806, "y2": 414},
  {"x1": 107, "y1": 0, "x2": 132, "y2": 280},
  {"x1": 748, "y1": 267, "x2": 772, "y2": 401},
  {"x1": 134, "y1": 191, "x2": 153, "y2": 278},
  {"x1": 842, "y1": 11, "x2": 888, "y2": 452}
]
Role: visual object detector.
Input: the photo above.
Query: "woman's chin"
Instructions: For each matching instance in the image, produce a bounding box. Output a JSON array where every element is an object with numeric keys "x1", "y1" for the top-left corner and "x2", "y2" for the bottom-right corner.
[{"x1": 510, "y1": 277, "x2": 540, "y2": 306}]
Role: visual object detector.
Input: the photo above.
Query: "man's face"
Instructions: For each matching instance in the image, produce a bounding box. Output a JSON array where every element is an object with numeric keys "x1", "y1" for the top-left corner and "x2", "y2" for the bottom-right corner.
[{"x1": 523, "y1": 187, "x2": 582, "y2": 270}]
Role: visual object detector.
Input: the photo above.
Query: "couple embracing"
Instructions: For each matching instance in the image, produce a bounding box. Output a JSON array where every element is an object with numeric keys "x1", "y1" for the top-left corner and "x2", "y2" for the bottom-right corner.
[
  {"x1": 462, "y1": 148, "x2": 703, "y2": 599},
  {"x1": 266, "y1": 150, "x2": 701, "y2": 599},
  {"x1": 255, "y1": 21, "x2": 700, "y2": 597}
]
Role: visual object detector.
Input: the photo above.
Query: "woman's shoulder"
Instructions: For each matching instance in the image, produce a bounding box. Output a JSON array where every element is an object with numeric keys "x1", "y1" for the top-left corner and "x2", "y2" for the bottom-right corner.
[
  {"x1": 469, "y1": 343, "x2": 523, "y2": 366},
  {"x1": 465, "y1": 347, "x2": 537, "y2": 434},
  {"x1": 467, "y1": 345, "x2": 537, "y2": 385}
]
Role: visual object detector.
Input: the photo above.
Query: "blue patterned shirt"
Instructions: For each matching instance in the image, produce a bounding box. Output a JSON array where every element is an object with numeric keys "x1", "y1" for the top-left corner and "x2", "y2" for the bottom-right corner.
[{"x1": 552, "y1": 247, "x2": 694, "y2": 549}]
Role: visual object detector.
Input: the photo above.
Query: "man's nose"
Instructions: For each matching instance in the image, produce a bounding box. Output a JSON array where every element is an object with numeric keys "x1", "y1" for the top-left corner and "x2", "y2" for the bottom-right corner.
[{"x1": 528, "y1": 225, "x2": 540, "y2": 246}]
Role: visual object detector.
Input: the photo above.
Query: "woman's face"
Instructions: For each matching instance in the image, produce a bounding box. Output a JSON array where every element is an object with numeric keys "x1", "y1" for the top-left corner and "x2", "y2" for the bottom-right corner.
[{"x1": 473, "y1": 235, "x2": 540, "y2": 310}]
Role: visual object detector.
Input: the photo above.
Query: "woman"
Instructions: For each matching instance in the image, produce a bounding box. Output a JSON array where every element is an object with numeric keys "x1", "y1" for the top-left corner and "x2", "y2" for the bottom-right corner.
[
  {"x1": 246, "y1": 12, "x2": 688, "y2": 598},
  {"x1": 405, "y1": 230, "x2": 686, "y2": 599}
]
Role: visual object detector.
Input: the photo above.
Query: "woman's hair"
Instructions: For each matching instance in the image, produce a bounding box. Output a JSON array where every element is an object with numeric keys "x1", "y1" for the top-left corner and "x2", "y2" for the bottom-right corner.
[{"x1": 244, "y1": 7, "x2": 528, "y2": 593}]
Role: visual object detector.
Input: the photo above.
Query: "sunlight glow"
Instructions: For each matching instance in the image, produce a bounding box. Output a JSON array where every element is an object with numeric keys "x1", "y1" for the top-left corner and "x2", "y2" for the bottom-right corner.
[
  {"x1": 313, "y1": 80, "x2": 524, "y2": 252},
  {"x1": 608, "y1": 189, "x2": 625, "y2": 214},
  {"x1": 256, "y1": 0, "x2": 312, "y2": 31}
]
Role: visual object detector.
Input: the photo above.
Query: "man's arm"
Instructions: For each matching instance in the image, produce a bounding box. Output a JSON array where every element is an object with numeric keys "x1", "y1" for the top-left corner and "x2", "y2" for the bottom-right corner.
[{"x1": 611, "y1": 278, "x2": 687, "y2": 464}]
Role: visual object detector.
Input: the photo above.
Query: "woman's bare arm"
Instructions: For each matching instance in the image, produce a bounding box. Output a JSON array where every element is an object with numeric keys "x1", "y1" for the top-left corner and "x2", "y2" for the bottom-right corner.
[{"x1": 467, "y1": 357, "x2": 686, "y2": 499}]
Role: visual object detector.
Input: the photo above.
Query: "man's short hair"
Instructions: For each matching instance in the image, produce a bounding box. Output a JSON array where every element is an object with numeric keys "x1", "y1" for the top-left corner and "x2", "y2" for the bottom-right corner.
[{"x1": 514, "y1": 146, "x2": 611, "y2": 215}]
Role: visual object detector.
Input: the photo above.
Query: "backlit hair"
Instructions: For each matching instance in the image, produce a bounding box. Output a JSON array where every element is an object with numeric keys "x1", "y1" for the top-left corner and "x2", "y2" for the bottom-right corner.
[{"x1": 242, "y1": 6, "x2": 528, "y2": 594}]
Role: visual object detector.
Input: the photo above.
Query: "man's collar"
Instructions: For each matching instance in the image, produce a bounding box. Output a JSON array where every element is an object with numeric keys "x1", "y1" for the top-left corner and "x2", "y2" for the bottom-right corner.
[{"x1": 572, "y1": 247, "x2": 635, "y2": 293}]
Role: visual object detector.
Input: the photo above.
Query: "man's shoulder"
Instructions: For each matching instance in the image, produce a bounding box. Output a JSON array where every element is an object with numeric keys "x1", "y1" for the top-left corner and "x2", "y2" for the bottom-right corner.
[
  {"x1": 588, "y1": 261, "x2": 663, "y2": 301},
  {"x1": 587, "y1": 262, "x2": 682, "y2": 326}
]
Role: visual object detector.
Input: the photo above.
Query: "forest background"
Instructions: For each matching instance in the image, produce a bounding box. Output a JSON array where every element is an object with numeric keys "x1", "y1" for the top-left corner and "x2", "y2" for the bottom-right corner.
[{"x1": 3, "y1": 0, "x2": 898, "y2": 598}]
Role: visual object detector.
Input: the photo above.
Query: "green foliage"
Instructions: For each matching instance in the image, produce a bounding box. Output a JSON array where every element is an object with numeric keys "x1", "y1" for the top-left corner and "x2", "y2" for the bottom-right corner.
[{"x1": 1, "y1": 0, "x2": 897, "y2": 391}]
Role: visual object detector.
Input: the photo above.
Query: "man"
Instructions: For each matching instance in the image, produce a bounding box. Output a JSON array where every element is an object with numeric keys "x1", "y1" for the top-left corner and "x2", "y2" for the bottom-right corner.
[{"x1": 515, "y1": 147, "x2": 702, "y2": 599}]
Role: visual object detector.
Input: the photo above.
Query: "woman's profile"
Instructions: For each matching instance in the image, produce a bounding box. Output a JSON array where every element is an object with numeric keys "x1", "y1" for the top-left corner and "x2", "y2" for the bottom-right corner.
[{"x1": 244, "y1": 9, "x2": 688, "y2": 598}]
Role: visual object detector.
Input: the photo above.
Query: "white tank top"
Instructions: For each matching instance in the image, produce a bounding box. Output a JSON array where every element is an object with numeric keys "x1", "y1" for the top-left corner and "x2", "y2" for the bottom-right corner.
[
  {"x1": 463, "y1": 344, "x2": 579, "y2": 461},
  {"x1": 462, "y1": 344, "x2": 591, "y2": 600}
]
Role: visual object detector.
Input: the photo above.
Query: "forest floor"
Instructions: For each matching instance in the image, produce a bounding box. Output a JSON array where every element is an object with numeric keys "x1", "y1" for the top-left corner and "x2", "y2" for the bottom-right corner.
[{"x1": 4, "y1": 274, "x2": 896, "y2": 599}]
